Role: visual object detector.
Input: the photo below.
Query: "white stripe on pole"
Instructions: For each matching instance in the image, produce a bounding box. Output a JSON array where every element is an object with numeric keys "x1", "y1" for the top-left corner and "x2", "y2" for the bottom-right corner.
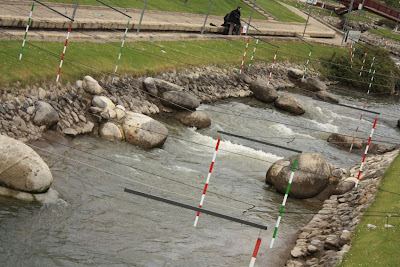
[
  {"x1": 359, "y1": 50, "x2": 368, "y2": 76},
  {"x1": 194, "y1": 139, "x2": 221, "y2": 227},
  {"x1": 19, "y1": 2, "x2": 35, "y2": 60},
  {"x1": 112, "y1": 20, "x2": 130, "y2": 83}
]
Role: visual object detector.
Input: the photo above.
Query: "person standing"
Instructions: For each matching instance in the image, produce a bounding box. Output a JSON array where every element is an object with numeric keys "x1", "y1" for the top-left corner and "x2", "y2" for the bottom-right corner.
[{"x1": 227, "y1": 6, "x2": 242, "y2": 35}]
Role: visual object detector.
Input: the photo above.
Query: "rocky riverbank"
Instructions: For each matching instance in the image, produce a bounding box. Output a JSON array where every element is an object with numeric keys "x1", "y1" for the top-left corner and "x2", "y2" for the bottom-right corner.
[{"x1": 285, "y1": 149, "x2": 399, "y2": 267}]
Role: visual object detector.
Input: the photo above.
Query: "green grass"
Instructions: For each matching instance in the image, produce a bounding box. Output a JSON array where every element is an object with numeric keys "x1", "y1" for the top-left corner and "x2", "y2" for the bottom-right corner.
[
  {"x1": 344, "y1": 11, "x2": 373, "y2": 23},
  {"x1": 368, "y1": 29, "x2": 400, "y2": 42},
  {"x1": 0, "y1": 39, "x2": 344, "y2": 88},
  {"x1": 43, "y1": 0, "x2": 267, "y2": 20},
  {"x1": 339, "y1": 153, "x2": 400, "y2": 266},
  {"x1": 253, "y1": 0, "x2": 306, "y2": 22}
]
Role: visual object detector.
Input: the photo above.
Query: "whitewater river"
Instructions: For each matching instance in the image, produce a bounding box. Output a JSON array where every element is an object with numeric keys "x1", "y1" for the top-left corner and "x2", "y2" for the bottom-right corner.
[{"x1": 1, "y1": 90, "x2": 399, "y2": 266}]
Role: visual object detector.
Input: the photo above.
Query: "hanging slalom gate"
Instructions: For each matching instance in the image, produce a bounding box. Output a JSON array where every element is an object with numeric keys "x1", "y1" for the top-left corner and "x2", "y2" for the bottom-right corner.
[
  {"x1": 270, "y1": 159, "x2": 298, "y2": 248},
  {"x1": 95, "y1": 0, "x2": 132, "y2": 83},
  {"x1": 359, "y1": 50, "x2": 368, "y2": 76},
  {"x1": 267, "y1": 50, "x2": 278, "y2": 86},
  {"x1": 348, "y1": 69, "x2": 376, "y2": 156},
  {"x1": 355, "y1": 118, "x2": 378, "y2": 187},
  {"x1": 302, "y1": 47, "x2": 313, "y2": 79},
  {"x1": 19, "y1": 1, "x2": 35, "y2": 60},
  {"x1": 249, "y1": 36, "x2": 260, "y2": 68},
  {"x1": 239, "y1": 37, "x2": 251, "y2": 74},
  {"x1": 194, "y1": 139, "x2": 220, "y2": 227}
]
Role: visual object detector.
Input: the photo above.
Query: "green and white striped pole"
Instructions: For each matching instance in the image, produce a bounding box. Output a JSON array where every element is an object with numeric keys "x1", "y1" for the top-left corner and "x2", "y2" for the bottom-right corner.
[
  {"x1": 248, "y1": 36, "x2": 260, "y2": 68},
  {"x1": 19, "y1": 1, "x2": 35, "y2": 60},
  {"x1": 302, "y1": 47, "x2": 312, "y2": 79},
  {"x1": 112, "y1": 20, "x2": 130, "y2": 83},
  {"x1": 270, "y1": 158, "x2": 298, "y2": 248}
]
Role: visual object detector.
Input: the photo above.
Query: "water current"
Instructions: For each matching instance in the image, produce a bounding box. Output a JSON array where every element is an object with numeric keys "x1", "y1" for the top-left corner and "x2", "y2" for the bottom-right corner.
[{"x1": 1, "y1": 90, "x2": 399, "y2": 266}]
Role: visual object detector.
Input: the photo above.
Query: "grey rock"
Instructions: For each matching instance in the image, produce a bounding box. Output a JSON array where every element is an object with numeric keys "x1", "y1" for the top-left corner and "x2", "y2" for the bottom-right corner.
[
  {"x1": 99, "y1": 122, "x2": 123, "y2": 141},
  {"x1": 266, "y1": 153, "x2": 330, "y2": 198},
  {"x1": 300, "y1": 77, "x2": 327, "y2": 92},
  {"x1": 143, "y1": 77, "x2": 158, "y2": 97},
  {"x1": 316, "y1": 91, "x2": 339, "y2": 103},
  {"x1": 274, "y1": 94, "x2": 306, "y2": 115},
  {"x1": 89, "y1": 106, "x2": 103, "y2": 114},
  {"x1": 161, "y1": 91, "x2": 200, "y2": 110},
  {"x1": 175, "y1": 111, "x2": 211, "y2": 129},
  {"x1": 26, "y1": 106, "x2": 35, "y2": 115},
  {"x1": 287, "y1": 68, "x2": 304, "y2": 79},
  {"x1": 82, "y1": 76, "x2": 103, "y2": 95},
  {"x1": 33, "y1": 101, "x2": 59, "y2": 128},
  {"x1": 237, "y1": 72, "x2": 252, "y2": 84},
  {"x1": 63, "y1": 128, "x2": 78, "y2": 136},
  {"x1": 153, "y1": 78, "x2": 184, "y2": 93},
  {"x1": 307, "y1": 245, "x2": 318, "y2": 253},
  {"x1": 38, "y1": 87, "x2": 47, "y2": 100},
  {"x1": 82, "y1": 121, "x2": 95, "y2": 134},
  {"x1": 0, "y1": 135, "x2": 53, "y2": 193},
  {"x1": 78, "y1": 114, "x2": 87, "y2": 123},
  {"x1": 332, "y1": 168, "x2": 343, "y2": 178},
  {"x1": 249, "y1": 80, "x2": 278, "y2": 103},
  {"x1": 327, "y1": 133, "x2": 363, "y2": 149},
  {"x1": 290, "y1": 247, "x2": 304, "y2": 258}
]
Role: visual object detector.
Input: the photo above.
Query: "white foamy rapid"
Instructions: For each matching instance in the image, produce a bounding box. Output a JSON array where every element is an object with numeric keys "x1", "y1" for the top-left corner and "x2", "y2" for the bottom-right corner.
[
  {"x1": 188, "y1": 128, "x2": 283, "y2": 163},
  {"x1": 270, "y1": 124, "x2": 314, "y2": 139}
]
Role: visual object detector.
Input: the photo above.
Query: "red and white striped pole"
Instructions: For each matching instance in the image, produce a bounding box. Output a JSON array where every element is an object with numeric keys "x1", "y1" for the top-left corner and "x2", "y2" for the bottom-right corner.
[
  {"x1": 349, "y1": 41, "x2": 354, "y2": 68},
  {"x1": 194, "y1": 139, "x2": 221, "y2": 227},
  {"x1": 359, "y1": 50, "x2": 368, "y2": 76},
  {"x1": 56, "y1": 23, "x2": 72, "y2": 82},
  {"x1": 19, "y1": 1, "x2": 35, "y2": 60},
  {"x1": 267, "y1": 49, "x2": 278, "y2": 86},
  {"x1": 348, "y1": 69, "x2": 376, "y2": 156},
  {"x1": 249, "y1": 237, "x2": 262, "y2": 267},
  {"x1": 239, "y1": 37, "x2": 251, "y2": 74},
  {"x1": 355, "y1": 118, "x2": 378, "y2": 187}
]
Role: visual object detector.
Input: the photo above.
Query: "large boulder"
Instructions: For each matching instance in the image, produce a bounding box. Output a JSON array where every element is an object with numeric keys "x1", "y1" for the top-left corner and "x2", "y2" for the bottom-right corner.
[
  {"x1": 0, "y1": 135, "x2": 53, "y2": 193},
  {"x1": 153, "y1": 78, "x2": 184, "y2": 93},
  {"x1": 161, "y1": 91, "x2": 200, "y2": 110},
  {"x1": 274, "y1": 94, "x2": 306, "y2": 115},
  {"x1": 123, "y1": 112, "x2": 168, "y2": 148},
  {"x1": 266, "y1": 153, "x2": 330, "y2": 198},
  {"x1": 143, "y1": 77, "x2": 158, "y2": 97},
  {"x1": 300, "y1": 77, "x2": 327, "y2": 92},
  {"x1": 287, "y1": 68, "x2": 304, "y2": 79},
  {"x1": 92, "y1": 96, "x2": 115, "y2": 110},
  {"x1": 316, "y1": 91, "x2": 339, "y2": 103},
  {"x1": 83, "y1": 76, "x2": 103, "y2": 95},
  {"x1": 175, "y1": 111, "x2": 211, "y2": 129},
  {"x1": 33, "y1": 101, "x2": 59, "y2": 127},
  {"x1": 99, "y1": 122, "x2": 124, "y2": 141},
  {"x1": 327, "y1": 133, "x2": 362, "y2": 149},
  {"x1": 249, "y1": 80, "x2": 278, "y2": 103}
]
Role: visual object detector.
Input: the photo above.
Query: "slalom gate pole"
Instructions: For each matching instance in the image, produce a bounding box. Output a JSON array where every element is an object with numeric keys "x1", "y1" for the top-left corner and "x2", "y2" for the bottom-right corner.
[
  {"x1": 249, "y1": 36, "x2": 260, "y2": 68},
  {"x1": 194, "y1": 139, "x2": 221, "y2": 227},
  {"x1": 239, "y1": 37, "x2": 251, "y2": 74},
  {"x1": 355, "y1": 118, "x2": 378, "y2": 187},
  {"x1": 270, "y1": 159, "x2": 298, "y2": 248},
  {"x1": 249, "y1": 237, "x2": 262, "y2": 267},
  {"x1": 56, "y1": 0, "x2": 79, "y2": 82},
  {"x1": 112, "y1": 20, "x2": 130, "y2": 83},
  {"x1": 348, "y1": 69, "x2": 376, "y2": 156},
  {"x1": 368, "y1": 57, "x2": 375, "y2": 75},
  {"x1": 302, "y1": 47, "x2": 313, "y2": 79},
  {"x1": 349, "y1": 41, "x2": 354, "y2": 68},
  {"x1": 359, "y1": 50, "x2": 368, "y2": 76},
  {"x1": 267, "y1": 49, "x2": 278, "y2": 86},
  {"x1": 19, "y1": 1, "x2": 35, "y2": 60}
]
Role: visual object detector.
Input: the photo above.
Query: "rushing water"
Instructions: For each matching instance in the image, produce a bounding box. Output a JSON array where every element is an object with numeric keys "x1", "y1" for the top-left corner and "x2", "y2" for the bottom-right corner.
[{"x1": 1, "y1": 91, "x2": 399, "y2": 266}]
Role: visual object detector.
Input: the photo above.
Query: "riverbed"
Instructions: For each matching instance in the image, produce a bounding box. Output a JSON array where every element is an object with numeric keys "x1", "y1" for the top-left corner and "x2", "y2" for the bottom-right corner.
[{"x1": 1, "y1": 90, "x2": 399, "y2": 266}]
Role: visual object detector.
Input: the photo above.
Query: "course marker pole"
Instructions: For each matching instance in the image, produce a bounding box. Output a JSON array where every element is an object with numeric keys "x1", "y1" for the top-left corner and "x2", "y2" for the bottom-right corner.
[
  {"x1": 112, "y1": 20, "x2": 130, "y2": 83},
  {"x1": 239, "y1": 37, "x2": 250, "y2": 74},
  {"x1": 349, "y1": 41, "x2": 354, "y2": 68},
  {"x1": 368, "y1": 57, "x2": 375, "y2": 75},
  {"x1": 348, "y1": 69, "x2": 376, "y2": 156},
  {"x1": 249, "y1": 36, "x2": 259, "y2": 67},
  {"x1": 270, "y1": 159, "x2": 298, "y2": 248},
  {"x1": 359, "y1": 50, "x2": 368, "y2": 76},
  {"x1": 355, "y1": 118, "x2": 378, "y2": 187},
  {"x1": 56, "y1": 23, "x2": 72, "y2": 82},
  {"x1": 302, "y1": 47, "x2": 313, "y2": 79},
  {"x1": 19, "y1": 1, "x2": 35, "y2": 60},
  {"x1": 249, "y1": 237, "x2": 262, "y2": 267},
  {"x1": 267, "y1": 49, "x2": 278, "y2": 86},
  {"x1": 194, "y1": 139, "x2": 221, "y2": 227}
]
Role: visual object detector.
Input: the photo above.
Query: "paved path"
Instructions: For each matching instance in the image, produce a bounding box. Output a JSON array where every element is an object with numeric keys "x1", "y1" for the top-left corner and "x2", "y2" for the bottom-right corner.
[{"x1": 0, "y1": 0, "x2": 343, "y2": 46}]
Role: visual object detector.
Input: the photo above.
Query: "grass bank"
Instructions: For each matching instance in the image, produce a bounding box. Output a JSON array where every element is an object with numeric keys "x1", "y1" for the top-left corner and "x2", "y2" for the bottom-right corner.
[
  {"x1": 252, "y1": 0, "x2": 306, "y2": 22},
  {"x1": 368, "y1": 29, "x2": 400, "y2": 42},
  {"x1": 0, "y1": 39, "x2": 398, "y2": 93},
  {"x1": 339, "y1": 153, "x2": 400, "y2": 266},
  {"x1": 0, "y1": 39, "x2": 339, "y2": 88}
]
